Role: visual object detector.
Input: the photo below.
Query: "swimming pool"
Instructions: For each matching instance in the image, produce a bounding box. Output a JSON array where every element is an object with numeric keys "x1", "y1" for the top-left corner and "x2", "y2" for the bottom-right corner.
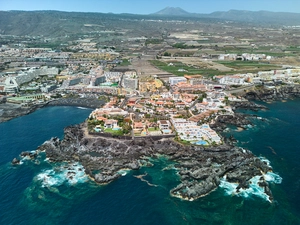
[
  {"x1": 94, "y1": 128, "x2": 101, "y2": 132},
  {"x1": 194, "y1": 140, "x2": 208, "y2": 145},
  {"x1": 162, "y1": 129, "x2": 172, "y2": 134}
]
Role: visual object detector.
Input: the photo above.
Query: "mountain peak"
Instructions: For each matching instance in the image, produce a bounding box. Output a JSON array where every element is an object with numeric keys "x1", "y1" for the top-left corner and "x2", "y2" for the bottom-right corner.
[{"x1": 153, "y1": 7, "x2": 190, "y2": 16}]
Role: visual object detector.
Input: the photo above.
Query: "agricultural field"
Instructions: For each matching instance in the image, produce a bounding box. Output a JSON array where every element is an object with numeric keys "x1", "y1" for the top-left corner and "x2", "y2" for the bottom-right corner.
[
  {"x1": 216, "y1": 61, "x2": 281, "y2": 72},
  {"x1": 149, "y1": 60, "x2": 231, "y2": 77}
]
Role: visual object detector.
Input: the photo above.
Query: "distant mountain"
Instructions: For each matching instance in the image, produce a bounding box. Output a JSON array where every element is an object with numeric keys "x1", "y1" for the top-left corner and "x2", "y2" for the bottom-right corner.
[
  {"x1": 1, "y1": 9, "x2": 300, "y2": 38},
  {"x1": 152, "y1": 8, "x2": 300, "y2": 25},
  {"x1": 0, "y1": 10, "x2": 152, "y2": 37},
  {"x1": 153, "y1": 7, "x2": 190, "y2": 16},
  {"x1": 208, "y1": 10, "x2": 300, "y2": 25}
]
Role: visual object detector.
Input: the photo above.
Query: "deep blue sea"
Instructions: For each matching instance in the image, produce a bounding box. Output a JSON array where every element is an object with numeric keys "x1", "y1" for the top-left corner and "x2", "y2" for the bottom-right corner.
[{"x1": 0, "y1": 102, "x2": 300, "y2": 225}]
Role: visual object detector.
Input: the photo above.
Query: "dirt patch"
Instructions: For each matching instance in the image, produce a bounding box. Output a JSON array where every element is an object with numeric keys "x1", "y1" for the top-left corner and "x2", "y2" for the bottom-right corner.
[{"x1": 129, "y1": 57, "x2": 173, "y2": 76}]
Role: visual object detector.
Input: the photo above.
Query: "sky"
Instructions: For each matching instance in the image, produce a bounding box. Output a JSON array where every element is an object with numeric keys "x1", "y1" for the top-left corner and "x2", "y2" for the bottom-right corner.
[{"x1": 1, "y1": 0, "x2": 300, "y2": 14}]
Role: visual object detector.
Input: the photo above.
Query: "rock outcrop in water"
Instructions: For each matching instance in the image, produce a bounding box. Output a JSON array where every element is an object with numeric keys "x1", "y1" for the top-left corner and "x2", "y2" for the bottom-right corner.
[
  {"x1": 211, "y1": 113, "x2": 252, "y2": 132},
  {"x1": 37, "y1": 122, "x2": 274, "y2": 201}
]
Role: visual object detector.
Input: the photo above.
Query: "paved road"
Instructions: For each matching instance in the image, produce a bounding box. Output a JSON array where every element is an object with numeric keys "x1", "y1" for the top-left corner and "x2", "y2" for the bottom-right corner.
[{"x1": 225, "y1": 84, "x2": 255, "y2": 94}]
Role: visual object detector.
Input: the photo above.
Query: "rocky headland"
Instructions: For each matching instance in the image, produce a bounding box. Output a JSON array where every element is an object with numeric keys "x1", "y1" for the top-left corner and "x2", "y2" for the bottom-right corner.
[
  {"x1": 32, "y1": 122, "x2": 274, "y2": 201},
  {"x1": 8, "y1": 91, "x2": 286, "y2": 201},
  {"x1": 244, "y1": 84, "x2": 300, "y2": 101}
]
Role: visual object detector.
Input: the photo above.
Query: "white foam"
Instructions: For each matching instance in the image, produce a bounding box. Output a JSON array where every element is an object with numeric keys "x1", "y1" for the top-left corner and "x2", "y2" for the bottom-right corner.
[
  {"x1": 219, "y1": 178, "x2": 238, "y2": 195},
  {"x1": 220, "y1": 176, "x2": 271, "y2": 202},
  {"x1": 264, "y1": 172, "x2": 282, "y2": 184},
  {"x1": 117, "y1": 169, "x2": 129, "y2": 176},
  {"x1": 258, "y1": 156, "x2": 271, "y2": 167},
  {"x1": 77, "y1": 107, "x2": 88, "y2": 110},
  {"x1": 36, "y1": 162, "x2": 88, "y2": 188},
  {"x1": 20, "y1": 156, "x2": 31, "y2": 164},
  {"x1": 219, "y1": 154, "x2": 282, "y2": 202},
  {"x1": 220, "y1": 170, "x2": 282, "y2": 202}
]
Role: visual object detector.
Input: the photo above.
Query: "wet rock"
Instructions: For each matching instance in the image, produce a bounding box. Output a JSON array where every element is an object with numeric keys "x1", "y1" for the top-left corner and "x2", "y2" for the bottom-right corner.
[
  {"x1": 231, "y1": 101, "x2": 268, "y2": 111},
  {"x1": 11, "y1": 158, "x2": 20, "y2": 165},
  {"x1": 35, "y1": 123, "x2": 274, "y2": 201},
  {"x1": 20, "y1": 151, "x2": 37, "y2": 159},
  {"x1": 127, "y1": 161, "x2": 140, "y2": 170},
  {"x1": 211, "y1": 113, "x2": 252, "y2": 132}
]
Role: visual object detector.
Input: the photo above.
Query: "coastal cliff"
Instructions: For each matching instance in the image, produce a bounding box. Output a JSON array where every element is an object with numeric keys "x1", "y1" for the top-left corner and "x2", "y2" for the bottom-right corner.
[
  {"x1": 244, "y1": 85, "x2": 300, "y2": 101},
  {"x1": 36, "y1": 123, "x2": 274, "y2": 201}
]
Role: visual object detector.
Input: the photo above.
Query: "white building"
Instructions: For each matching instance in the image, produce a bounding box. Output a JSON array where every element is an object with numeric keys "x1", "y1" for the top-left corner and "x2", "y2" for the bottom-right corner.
[
  {"x1": 218, "y1": 75, "x2": 246, "y2": 85},
  {"x1": 171, "y1": 117, "x2": 221, "y2": 144},
  {"x1": 200, "y1": 124, "x2": 221, "y2": 144},
  {"x1": 169, "y1": 77, "x2": 187, "y2": 85}
]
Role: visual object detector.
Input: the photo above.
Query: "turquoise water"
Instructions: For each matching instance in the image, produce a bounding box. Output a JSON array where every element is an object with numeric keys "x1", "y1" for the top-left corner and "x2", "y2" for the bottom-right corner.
[
  {"x1": 0, "y1": 102, "x2": 300, "y2": 224},
  {"x1": 193, "y1": 140, "x2": 208, "y2": 145}
]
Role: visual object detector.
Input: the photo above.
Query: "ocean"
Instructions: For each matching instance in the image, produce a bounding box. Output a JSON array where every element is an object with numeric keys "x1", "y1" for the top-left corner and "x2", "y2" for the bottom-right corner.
[{"x1": 0, "y1": 102, "x2": 299, "y2": 225}]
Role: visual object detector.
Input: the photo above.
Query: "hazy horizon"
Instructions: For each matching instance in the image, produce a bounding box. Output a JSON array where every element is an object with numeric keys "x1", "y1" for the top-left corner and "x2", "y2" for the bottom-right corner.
[{"x1": 1, "y1": 0, "x2": 300, "y2": 15}]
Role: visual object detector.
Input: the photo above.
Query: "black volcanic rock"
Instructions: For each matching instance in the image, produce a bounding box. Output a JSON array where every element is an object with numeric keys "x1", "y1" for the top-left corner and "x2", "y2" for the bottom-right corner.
[
  {"x1": 36, "y1": 122, "x2": 274, "y2": 201},
  {"x1": 11, "y1": 158, "x2": 20, "y2": 165},
  {"x1": 210, "y1": 113, "x2": 252, "y2": 132},
  {"x1": 243, "y1": 85, "x2": 300, "y2": 101}
]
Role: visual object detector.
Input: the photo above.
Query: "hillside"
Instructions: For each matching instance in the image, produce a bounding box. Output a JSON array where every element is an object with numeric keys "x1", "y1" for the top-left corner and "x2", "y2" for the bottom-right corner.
[
  {"x1": 1, "y1": 9, "x2": 300, "y2": 38},
  {"x1": 153, "y1": 7, "x2": 191, "y2": 16},
  {"x1": 0, "y1": 10, "x2": 159, "y2": 37},
  {"x1": 153, "y1": 7, "x2": 300, "y2": 25},
  {"x1": 208, "y1": 10, "x2": 300, "y2": 25}
]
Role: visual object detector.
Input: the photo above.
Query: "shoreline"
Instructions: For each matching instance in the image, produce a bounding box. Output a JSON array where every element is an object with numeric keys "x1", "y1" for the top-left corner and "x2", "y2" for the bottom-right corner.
[
  {"x1": 1, "y1": 84, "x2": 299, "y2": 124},
  {"x1": 8, "y1": 86, "x2": 297, "y2": 201},
  {"x1": 0, "y1": 97, "x2": 105, "y2": 123},
  {"x1": 30, "y1": 120, "x2": 275, "y2": 202}
]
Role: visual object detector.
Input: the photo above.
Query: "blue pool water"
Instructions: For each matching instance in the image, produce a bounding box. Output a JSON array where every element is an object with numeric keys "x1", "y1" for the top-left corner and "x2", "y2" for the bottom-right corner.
[{"x1": 194, "y1": 140, "x2": 208, "y2": 145}]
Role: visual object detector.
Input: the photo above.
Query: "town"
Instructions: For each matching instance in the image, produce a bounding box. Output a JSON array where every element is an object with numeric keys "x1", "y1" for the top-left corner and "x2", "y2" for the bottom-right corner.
[{"x1": 1, "y1": 11, "x2": 300, "y2": 145}]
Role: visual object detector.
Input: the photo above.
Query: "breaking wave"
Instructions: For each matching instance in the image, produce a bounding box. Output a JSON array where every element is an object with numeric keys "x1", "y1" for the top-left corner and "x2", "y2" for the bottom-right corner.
[
  {"x1": 36, "y1": 162, "x2": 88, "y2": 188},
  {"x1": 219, "y1": 157, "x2": 282, "y2": 202},
  {"x1": 258, "y1": 156, "x2": 271, "y2": 167},
  {"x1": 77, "y1": 107, "x2": 89, "y2": 110}
]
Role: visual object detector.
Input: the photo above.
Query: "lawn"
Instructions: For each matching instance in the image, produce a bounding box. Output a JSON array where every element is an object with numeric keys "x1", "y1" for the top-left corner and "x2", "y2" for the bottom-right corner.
[
  {"x1": 149, "y1": 60, "x2": 231, "y2": 77},
  {"x1": 148, "y1": 127, "x2": 158, "y2": 132},
  {"x1": 150, "y1": 58, "x2": 283, "y2": 78},
  {"x1": 216, "y1": 60, "x2": 281, "y2": 72},
  {"x1": 104, "y1": 128, "x2": 123, "y2": 136},
  {"x1": 119, "y1": 59, "x2": 131, "y2": 66}
]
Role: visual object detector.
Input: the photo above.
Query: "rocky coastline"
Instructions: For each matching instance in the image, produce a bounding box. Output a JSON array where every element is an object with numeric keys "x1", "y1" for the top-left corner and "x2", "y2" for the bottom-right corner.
[
  {"x1": 243, "y1": 84, "x2": 300, "y2": 101},
  {"x1": 8, "y1": 90, "x2": 290, "y2": 201},
  {"x1": 47, "y1": 97, "x2": 105, "y2": 108},
  {"x1": 0, "y1": 102, "x2": 45, "y2": 123},
  {"x1": 26, "y1": 121, "x2": 274, "y2": 201},
  {"x1": 0, "y1": 97, "x2": 105, "y2": 123}
]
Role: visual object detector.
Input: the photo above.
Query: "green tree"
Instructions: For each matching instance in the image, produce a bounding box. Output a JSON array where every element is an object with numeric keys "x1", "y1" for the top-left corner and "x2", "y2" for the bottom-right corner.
[{"x1": 163, "y1": 52, "x2": 171, "y2": 56}]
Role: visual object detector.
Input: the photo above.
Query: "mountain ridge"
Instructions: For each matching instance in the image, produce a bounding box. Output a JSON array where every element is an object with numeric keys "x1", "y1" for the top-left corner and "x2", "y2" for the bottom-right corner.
[
  {"x1": 152, "y1": 7, "x2": 191, "y2": 16},
  {"x1": 1, "y1": 9, "x2": 300, "y2": 37},
  {"x1": 152, "y1": 7, "x2": 300, "y2": 25}
]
